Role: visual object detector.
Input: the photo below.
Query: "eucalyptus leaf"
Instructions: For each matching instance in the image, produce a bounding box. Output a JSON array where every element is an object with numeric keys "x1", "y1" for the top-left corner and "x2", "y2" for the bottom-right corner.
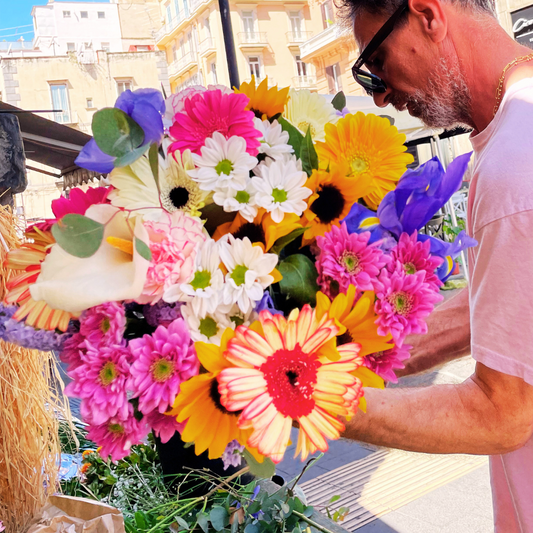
[
  {"x1": 328, "y1": 495, "x2": 341, "y2": 504},
  {"x1": 303, "y1": 506, "x2": 314, "y2": 518},
  {"x1": 135, "y1": 237, "x2": 152, "y2": 261},
  {"x1": 210, "y1": 507, "x2": 229, "y2": 531},
  {"x1": 277, "y1": 254, "x2": 319, "y2": 306},
  {"x1": 300, "y1": 128, "x2": 318, "y2": 177},
  {"x1": 278, "y1": 117, "x2": 304, "y2": 157},
  {"x1": 244, "y1": 524, "x2": 259, "y2": 533},
  {"x1": 92, "y1": 108, "x2": 145, "y2": 157},
  {"x1": 113, "y1": 144, "x2": 149, "y2": 168},
  {"x1": 175, "y1": 516, "x2": 190, "y2": 531},
  {"x1": 243, "y1": 449, "x2": 276, "y2": 479},
  {"x1": 149, "y1": 142, "x2": 160, "y2": 191},
  {"x1": 331, "y1": 91, "x2": 346, "y2": 112},
  {"x1": 270, "y1": 227, "x2": 308, "y2": 255},
  {"x1": 197, "y1": 513, "x2": 209, "y2": 533},
  {"x1": 51, "y1": 214, "x2": 105, "y2": 258}
]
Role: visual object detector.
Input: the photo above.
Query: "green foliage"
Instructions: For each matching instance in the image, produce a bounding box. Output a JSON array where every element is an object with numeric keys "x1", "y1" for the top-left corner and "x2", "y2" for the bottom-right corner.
[
  {"x1": 442, "y1": 214, "x2": 466, "y2": 238},
  {"x1": 149, "y1": 142, "x2": 160, "y2": 190},
  {"x1": 135, "y1": 237, "x2": 152, "y2": 261},
  {"x1": 92, "y1": 108, "x2": 144, "y2": 158},
  {"x1": 300, "y1": 128, "x2": 319, "y2": 177},
  {"x1": 278, "y1": 118, "x2": 304, "y2": 157},
  {"x1": 52, "y1": 214, "x2": 104, "y2": 258},
  {"x1": 113, "y1": 144, "x2": 149, "y2": 168},
  {"x1": 330, "y1": 92, "x2": 346, "y2": 112},
  {"x1": 242, "y1": 450, "x2": 276, "y2": 479},
  {"x1": 270, "y1": 227, "x2": 308, "y2": 256},
  {"x1": 278, "y1": 254, "x2": 319, "y2": 306}
]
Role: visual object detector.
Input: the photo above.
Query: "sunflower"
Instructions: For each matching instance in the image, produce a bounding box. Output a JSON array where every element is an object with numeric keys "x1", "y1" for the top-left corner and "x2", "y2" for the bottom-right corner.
[
  {"x1": 236, "y1": 76, "x2": 290, "y2": 121},
  {"x1": 301, "y1": 165, "x2": 373, "y2": 246},
  {"x1": 217, "y1": 305, "x2": 365, "y2": 463},
  {"x1": 4, "y1": 225, "x2": 78, "y2": 331},
  {"x1": 213, "y1": 209, "x2": 302, "y2": 252},
  {"x1": 315, "y1": 113, "x2": 414, "y2": 210},
  {"x1": 167, "y1": 328, "x2": 263, "y2": 461}
]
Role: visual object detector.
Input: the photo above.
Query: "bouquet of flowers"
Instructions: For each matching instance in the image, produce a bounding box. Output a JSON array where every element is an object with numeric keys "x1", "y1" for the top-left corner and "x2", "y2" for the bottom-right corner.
[{"x1": 1, "y1": 78, "x2": 475, "y2": 469}]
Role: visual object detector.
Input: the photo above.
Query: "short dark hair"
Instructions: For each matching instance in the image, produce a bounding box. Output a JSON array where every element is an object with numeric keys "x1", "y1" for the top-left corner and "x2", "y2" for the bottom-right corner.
[{"x1": 335, "y1": 0, "x2": 495, "y2": 26}]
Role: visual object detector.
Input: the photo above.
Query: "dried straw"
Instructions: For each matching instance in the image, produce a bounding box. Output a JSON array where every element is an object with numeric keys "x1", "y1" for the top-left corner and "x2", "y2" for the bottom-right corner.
[{"x1": 0, "y1": 206, "x2": 72, "y2": 531}]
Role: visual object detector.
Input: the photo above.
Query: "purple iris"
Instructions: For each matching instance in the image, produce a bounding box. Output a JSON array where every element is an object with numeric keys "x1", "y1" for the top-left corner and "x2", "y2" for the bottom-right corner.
[
  {"x1": 75, "y1": 88, "x2": 165, "y2": 173},
  {"x1": 255, "y1": 292, "x2": 284, "y2": 316}
]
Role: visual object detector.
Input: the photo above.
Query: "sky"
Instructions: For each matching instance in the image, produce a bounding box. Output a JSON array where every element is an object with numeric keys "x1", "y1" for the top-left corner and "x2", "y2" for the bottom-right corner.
[{"x1": 0, "y1": 0, "x2": 111, "y2": 41}]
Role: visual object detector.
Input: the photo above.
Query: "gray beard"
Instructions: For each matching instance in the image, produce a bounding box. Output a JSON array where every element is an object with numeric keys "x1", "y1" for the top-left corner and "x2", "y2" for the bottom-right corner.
[{"x1": 391, "y1": 58, "x2": 473, "y2": 129}]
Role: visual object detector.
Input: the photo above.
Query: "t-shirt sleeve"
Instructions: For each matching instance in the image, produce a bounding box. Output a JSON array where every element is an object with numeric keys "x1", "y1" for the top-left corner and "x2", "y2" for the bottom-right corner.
[{"x1": 470, "y1": 210, "x2": 533, "y2": 386}]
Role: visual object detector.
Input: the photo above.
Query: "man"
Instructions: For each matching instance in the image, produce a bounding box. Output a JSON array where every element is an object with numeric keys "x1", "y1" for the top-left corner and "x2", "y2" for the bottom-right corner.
[{"x1": 339, "y1": 0, "x2": 533, "y2": 529}]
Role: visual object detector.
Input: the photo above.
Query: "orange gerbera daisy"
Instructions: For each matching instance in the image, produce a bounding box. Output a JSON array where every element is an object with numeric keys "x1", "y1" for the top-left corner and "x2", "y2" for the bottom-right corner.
[
  {"x1": 4, "y1": 225, "x2": 77, "y2": 331},
  {"x1": 236, "y1": 76, "x2": 290, "y2": 120},
  {"x1": 315, "y1": 113, "x2": 414, "y2": 210},
  {"x1": 217, "y1": 305, "x2": 365, "y2": 463}
]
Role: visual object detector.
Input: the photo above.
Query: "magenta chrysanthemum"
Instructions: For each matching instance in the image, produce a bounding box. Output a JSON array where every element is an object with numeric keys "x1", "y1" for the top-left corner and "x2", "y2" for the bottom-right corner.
[
  {"x1": 364, "y1": 344, "x2": 411, "y2": 383},
  {"x1": 316, "y1": 223, "x2": 388, "y2": 298},
  {"x1": 65, "y1": 341, "x2": 131, "y2": 425},
  {"x1": 60, "y1": 332, "x2": 88, "y2": 371},
  {"x1": 87, "y1": 405, "x2": 150, "y2": 462},
  {"x1": 374, "y1": 270, "x2": 442, "y2": 347},
  {"x1": 128, "y1": 318, "x2": 199, "y2": 415},
  {"x1": 79, "y1": 302, "x2": 126, "y2": 346},
  {"x1": 388, "y1": 232, "x2": 443, "y2": 290},
  {"x1": 168, "y1": 89, "x2": 261, "y2": 156},
  {"x1": 144, "y1": 410, "x2": 186, "y2": 444}
]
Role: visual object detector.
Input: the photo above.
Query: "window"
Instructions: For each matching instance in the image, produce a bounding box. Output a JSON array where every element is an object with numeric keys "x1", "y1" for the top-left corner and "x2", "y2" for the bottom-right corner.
[
  {"x1": 136, "y1": 45, "x2": 151, "y2": 51},
  {"x1": 242, "y1": 11, "x2": 255, "y2": 37},
  {"x1": 86, "y1": 98, "x2": 94, "y2": 108},
  {"x1": 80, "y1": 11, "x2": 88, "y2": 18},
  {"x1": 204, "y1": 17, "x2": 211, "y2": 38},
  {"x1": 210, "y1": 61, "x2": 217, "y2": 84},
  {"x1": 187, "y1": 31, "x2": 194, "y2": 53},
  {"x1": 295, "y1": 55, "x2": 307, "y2": 77},
  {"x1": 174, "y1": 0, "x2": 181, "y2": 21},
  {"x1": 116, "y1": 79, "x2": 133, "y2": 95},
  {"x1": 325, "y1": 63, "x2": 342, "y2": 94},
  {"x1": 183, "y1": 0, "x2": 190, "y2": 18},
  {"x1": 171, "y1": 44, "x2": 177, "y2": 62},
  {"x1": 320, "y1": 0, "x2": 335, "y2": 29},
  {"x1": 50, "y1": 83, "x2": 71, "y2": 124},
  {"x1": 63, "y1": 10, "x2": 71, "y2": 18},
  {"x1": 289, "y1": 11, "x2": 303, "y2": 38},
  {"x1": 179, "y1": 38, "x2": 185, "y2": 57},
  {"x1": 101, "y1": 42, "x2": 110, "y2": 52},
  {"x1": 248, "y1": 56, "x2": 261, "y2": 79},
  {"x1": 98, "y1": 11, "x2": 105, "y2": 19},
  {"x1": 66, "y1": 42, "x2": 76, "y2": 52}
]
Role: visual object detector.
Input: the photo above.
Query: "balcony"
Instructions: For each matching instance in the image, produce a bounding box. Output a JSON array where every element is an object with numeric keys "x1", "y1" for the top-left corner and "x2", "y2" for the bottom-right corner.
[
  {"x1": 176, "y1": 73, "x2": 203, "y2": 93},
  {"x1": 286, "y1": 31, "x2": 313, "y2": 48},
  {"x1": 299, "y1": 24, "x2": 343, "y2": 61},
  {"x1": 198, "y1": 37, "x2": 216, "y2": 57},
  {"x1": 168, "y1": 51, "x2": 197, "y2": 79},
  {"x1": 237, "y1": 32, "x2": 268, "y2": 51},
  {"x1": 292, "y1": 75, "x2": 317, "y2": 90}
]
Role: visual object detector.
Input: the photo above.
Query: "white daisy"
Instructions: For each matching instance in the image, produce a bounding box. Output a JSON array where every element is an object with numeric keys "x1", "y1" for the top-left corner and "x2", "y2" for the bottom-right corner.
[
  {"x1": 219, "y1": 235, "x2": 278, "y2": 314},
  {"x1": 187, "y1": 132, "x2": 258, "y2": 192},
  {"x1": 284, "y1": 89, "x2": 339, "y2": 142},
  {"x1": 254, "y1": 118, "x2": 293, "y2": 162},
  {"x1": 181, "y1": 303, "x2": 235, "y2": 345},
  {"x1": 252, "y1": 158, "x2": 312, "y2": 223},
  {"x1": 212, "y1": 179, "x2": 259, "y2": 223}
]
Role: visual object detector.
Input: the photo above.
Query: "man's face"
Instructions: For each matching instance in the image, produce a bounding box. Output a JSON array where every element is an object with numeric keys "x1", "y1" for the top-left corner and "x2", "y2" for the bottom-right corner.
[{"x1": 353, "y1": 9, "x2": 472, "y2": 128}]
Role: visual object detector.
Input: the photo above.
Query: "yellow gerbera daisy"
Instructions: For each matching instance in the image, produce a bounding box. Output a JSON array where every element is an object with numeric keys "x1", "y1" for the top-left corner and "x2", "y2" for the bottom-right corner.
[
  {"x1": 236, "y1": 76, "x2": 290, "y2": 120},
  {"x1": 315, "y1": 112, "x2": 414, "y2": 210},
  {"x1": 301, "y1": 165, "x2": 373, "y2": 246},
  {"x1": 167, "y1": 328, "x2": 263, "y2": 461}
]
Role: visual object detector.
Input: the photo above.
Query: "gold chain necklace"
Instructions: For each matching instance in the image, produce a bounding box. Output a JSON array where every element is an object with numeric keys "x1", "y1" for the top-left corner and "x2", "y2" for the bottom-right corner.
[{"x1": 493, "y1": 52, "x2": 533, "y2": 116}]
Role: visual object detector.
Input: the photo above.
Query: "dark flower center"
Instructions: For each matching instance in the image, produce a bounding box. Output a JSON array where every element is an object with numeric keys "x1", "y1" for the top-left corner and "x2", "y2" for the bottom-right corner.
[
  {"x1": 169, "y1": 186, "x2": 190, "y2": 209},
  {"x1": 232, "y1": 222, "x2": 266, "y2": 246},
  {"x1": 337, "y1": 330, "x2": 353, "y2": 345},
  {"x1": 209, "y1": 378, "x2": 235, "y2": 415},
  {"x1": 310, "y1": 185, "x2": 345, "y2": 224},
  {"x1": 251, "y1": 108, "x2": 265, "y2": 119}
]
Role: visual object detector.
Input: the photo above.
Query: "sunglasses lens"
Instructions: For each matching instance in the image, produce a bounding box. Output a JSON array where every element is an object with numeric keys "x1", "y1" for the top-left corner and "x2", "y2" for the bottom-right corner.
[{"x1": 354, "y1": 70, "x2": 387, "y2": 95}]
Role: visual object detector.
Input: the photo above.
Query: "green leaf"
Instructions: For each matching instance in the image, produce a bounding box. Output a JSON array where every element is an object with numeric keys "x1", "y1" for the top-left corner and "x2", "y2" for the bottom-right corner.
[
  {"x1": 149, "y1": 142, "x2": 160, "y2": 191},
  {"x1": 328, "y1": 495, "x2": 341, "y2": 504},
  {"x1": 210, "y1": 507, "x2": 229, "y2": 531},
  {"x1": 243, "y1": 449, "x2": 276, "y2": 479},
  {"x1": 331, "y1": 91, "x2": 346, "y2": 112},
  {"x1": 300, "y1": 127, "x2": 318, "y2": 177},
  {"x1": 135, "y1": 512, "x2": 148, "y2": 528},
  {"x1": 52, "y1": 214, "x2": 105, "y2": 258},
  {"x1": 113, "y1": 144, "x2": 149, "y2": 168},
  {"x1": 197, "y1": 513, "x2": 209, "y2": 533},
  {"x1": 270, "y1": 226, "x2": 309, "y2": 255},
  {"x1": 92, "y1": 107, "x2": 144, "y2": 158},
  {"x1": 175, "y1": 517, "x2": 190, "y2": 531},
  {"x1": 278, "y1": 117, "x2": 304, "y2": 157},
  {"x1": 135, "y1": 237, "x2": 152, "y2": 261},
  {"x1": 277, "y1": 254, "x2": 319, "y2": 306},
  {"x1": 303, "y1": 507, "x2": 314, "y2": 518},
  {"x1": 244, "y1": 525, "x2": 259, "y2": 533}
]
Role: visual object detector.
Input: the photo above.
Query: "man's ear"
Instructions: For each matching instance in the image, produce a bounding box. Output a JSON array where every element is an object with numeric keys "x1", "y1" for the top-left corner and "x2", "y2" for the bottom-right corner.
[{"x1": 408, "y1": 0, "x2": 448, "y2": 43}]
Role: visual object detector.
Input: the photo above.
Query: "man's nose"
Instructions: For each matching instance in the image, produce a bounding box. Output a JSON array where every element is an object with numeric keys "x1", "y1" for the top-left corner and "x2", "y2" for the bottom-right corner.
[{"x1": 372, "y1": 87, "x2": 391, "y2": 108}]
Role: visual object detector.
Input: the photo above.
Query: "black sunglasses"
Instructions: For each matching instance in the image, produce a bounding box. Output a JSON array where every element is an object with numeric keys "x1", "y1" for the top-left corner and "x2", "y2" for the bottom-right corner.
[{"x1": 352, "y1": 1, "x2": 409, "y2": 95}]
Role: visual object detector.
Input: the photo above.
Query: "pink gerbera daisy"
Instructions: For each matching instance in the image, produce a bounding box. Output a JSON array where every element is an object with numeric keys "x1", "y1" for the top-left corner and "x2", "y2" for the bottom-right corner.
[
  {"x1": 364, "y1": 344, "x2": 411, "y2": 383},
  {"x1": 52, "y1": 186, "x2": 110, "y2": 220},
  {"x1": 144, "y1": 410, "x2": 186, "y2": 444},
  {"x1": 87, "y1": 405, "x2": 150, "y2": 462},
  {"x1": 168, "y1": 89, "x2": 261, "y2": 156},
  {"x1": 388, "y1": 232, "x2": 443, "y2": 290},
  {"x1": 374, "y1": 270, "x2": 442, "y2": 347},
  {"x1": 65, "y1": 341, "x2": 131, "y2": 425},
  {"x1": 60, "y1": 332, "x2": 88, "y2": 372},
  {"x1": 316, "y1": 223, "x2": 388, "y2": 298},
  {"x1": 128, "y1": 318, "x2": 199, "y2": 415},
  {"x1": 79, "y1": 302, "x2": 126, "y2": 346}
]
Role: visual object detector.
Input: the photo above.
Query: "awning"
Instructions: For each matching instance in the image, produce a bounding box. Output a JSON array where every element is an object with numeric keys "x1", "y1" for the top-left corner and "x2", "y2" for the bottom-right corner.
[{"x1": 0, "y1": 101, "x2": 101, "y2": 188}]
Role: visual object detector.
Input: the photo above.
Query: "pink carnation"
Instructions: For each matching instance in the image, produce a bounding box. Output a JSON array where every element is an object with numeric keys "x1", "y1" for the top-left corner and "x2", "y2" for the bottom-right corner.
[
  {"x1": 128, "y1": 318, "x2": 199, "y2": 415},
  {"x1": 65, "y1": 341, "x2": 131, "y2": 425},
  {"x1": 60, "y1": 332, "x2": 88, "y2": 372},
  {"x1": 364, "y1": 344, "x2": 411, "y2": 383},
  {"x1": 79, "y1": 302, "x2": 126, "y2": 346},
  {"x1": 87, "y1": 405, "x2": 150, "y2": 462},
  {"x1": 388, "y1": 232, "x2": 443, "y2": 290},
  {"x1": 52, "y1": 187, "x2": 110, "y2": 220},
  {"x1": 144, "y1": 410, "x2": 186, "y2": 444},
  {"x1": 141, "y1": 211, "x2": 206, "y2": 303},
  {"x1": 168, "y1": 89, "x2": 261, "y2": 156},
  {"x1": 316, "y1": 223, "x2": 388, "y2": 298},
  {"x1": 374, "y1": 270, "x2": 442, "y2": 347}
]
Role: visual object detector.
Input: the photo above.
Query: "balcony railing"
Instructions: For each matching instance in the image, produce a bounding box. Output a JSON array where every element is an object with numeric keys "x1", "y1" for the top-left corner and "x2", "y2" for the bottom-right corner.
[
  {"x1": 286, "y1": 31, "x2": 313, "y2": 45},
  {"x1": 199, "y1": 37, "x2": 216, "y2": 55},
  {"x1": 237, "y1": 32, "x2": 268, "y2": 47},
  {"x1": 299, "y1": 24, "x2": 343, "y2": 60},
  {"x1": 168, "y1": 51, "x2": 197, "y2": 78},
  {"x1": 155, "y1": 0, "x2": 215, "y2": 43},
  {"x1": 176, "y1": 73, "x2": 203, "y2": 93},
  {"x1": 292, "y1": 75, "x2": 317, "y2": 89}
]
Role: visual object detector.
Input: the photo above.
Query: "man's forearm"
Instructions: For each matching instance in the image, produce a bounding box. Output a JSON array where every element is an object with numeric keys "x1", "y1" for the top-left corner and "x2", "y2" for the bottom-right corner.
[{"x1": 398, "y1": 288, "x2": 471, "y2": 377}]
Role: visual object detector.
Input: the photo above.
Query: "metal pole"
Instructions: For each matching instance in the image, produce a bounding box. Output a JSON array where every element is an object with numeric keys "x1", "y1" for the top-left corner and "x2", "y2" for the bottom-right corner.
[{"x1": 218, "y1": 0, "x2": 240, "y2": 89}]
